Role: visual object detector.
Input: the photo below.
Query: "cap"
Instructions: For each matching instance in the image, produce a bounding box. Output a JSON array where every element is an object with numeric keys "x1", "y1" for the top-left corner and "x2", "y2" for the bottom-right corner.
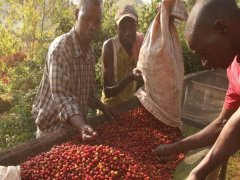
[{"x1": 115, "y1": 4, "x2": 138, "y2": 25}]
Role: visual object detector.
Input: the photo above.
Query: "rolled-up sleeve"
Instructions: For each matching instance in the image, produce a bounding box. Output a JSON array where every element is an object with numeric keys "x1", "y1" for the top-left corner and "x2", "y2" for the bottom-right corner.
[
  {"x1": 49, "y1": 48, "x2": 82, "y2": 123},
  {"x1": 224, "y1": 84, "x2": 240, "y2": 110}
]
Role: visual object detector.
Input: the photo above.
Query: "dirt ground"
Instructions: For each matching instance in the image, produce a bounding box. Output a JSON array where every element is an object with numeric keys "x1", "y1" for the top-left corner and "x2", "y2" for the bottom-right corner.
[{"x1": 226, "y1": 151, "x2": 240, "y2": 180}]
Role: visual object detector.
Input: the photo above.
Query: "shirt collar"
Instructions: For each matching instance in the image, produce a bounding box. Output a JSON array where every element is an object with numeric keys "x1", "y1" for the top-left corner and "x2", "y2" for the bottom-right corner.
[{"x1": 71, "y1": 27, "x2": 95, "y2": 62}]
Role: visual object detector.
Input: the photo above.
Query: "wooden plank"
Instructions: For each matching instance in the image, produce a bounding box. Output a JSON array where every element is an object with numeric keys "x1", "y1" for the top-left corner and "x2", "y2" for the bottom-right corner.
[
  {"x1": 0, "y1": 128, "x2": 74, "y2": 166},
  {"x1": 0, "y1": 97, "x2": 141, "y2": 165}
]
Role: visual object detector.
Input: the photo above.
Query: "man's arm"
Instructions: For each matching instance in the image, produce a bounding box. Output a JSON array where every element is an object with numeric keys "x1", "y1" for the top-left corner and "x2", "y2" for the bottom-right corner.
[
  {"x1": 49, "y1": 48, "x2": 96, "y2": 141},
  {"x1": 154, "y1": 107, "x2": 236, "y2": 155},
  {"x1": 102, "y1": 40, "x2": 138, "y2": 98},
  {"x1": 188, "y1": 107, "x2": 240, "y2": 180},
  {"x1": 69, "y1": 114, "x2": 97, "y2": 141},
  {"x1": 89, "y1": 95, "x2": 115, "y2": 120}
]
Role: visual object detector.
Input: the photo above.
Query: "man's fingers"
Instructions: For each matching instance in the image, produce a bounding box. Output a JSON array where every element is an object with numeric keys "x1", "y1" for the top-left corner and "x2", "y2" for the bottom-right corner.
[
  {"x1": 111, "y1": 109, "x2": 120, "y2": 118},
  {"x1": 82, "y1": 134, "x2": 95, "y2": 142},
  {"x1": 152, "y1": 145, "x2": 167, "y2": 156},
  {"x1": 155, "y1": 154, "x2": 178, "y2": 163},
  {"x1": 114, "y1": 110, "x2": 120, "y2": 117},
  {"x1": 85, "y1": 126, "x2": 97, "y2": 136},
  {"x1": 133, "y1": 72, "x2": 144, "y2": 85},
  {"x1": 82, "y1": 131, "x2": 98, "y2": 142},
  {"x1": 81, "y1": 125, "x2": 98, "y2": 142},
  {"x1": 133, "y1": 69, "x2": 142, "y2": 75},
  {"x1": 92, "y1": 131, "x2": 98, "y2": 137},
  {"x1": 104, "y1": 113, "x2": 114, "y2": 122},
  {"x1": 105, "y1": 110, "x2": 115, "y2": 121},
  {"x1": 153, "y1": 145, "x2": 178, "y2": 162},
  {"x1": 85, "y1": 125, "x2": 93, "y2": 132},
  {"x1": 108, "y1": 113, "x2": 115, "y2": 120}
]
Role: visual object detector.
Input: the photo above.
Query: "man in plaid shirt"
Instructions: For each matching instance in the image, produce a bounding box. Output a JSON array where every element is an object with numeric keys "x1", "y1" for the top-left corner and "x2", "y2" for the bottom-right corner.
[{"x1": 32, "y1": 0, "x2": 115, "y2": 141}]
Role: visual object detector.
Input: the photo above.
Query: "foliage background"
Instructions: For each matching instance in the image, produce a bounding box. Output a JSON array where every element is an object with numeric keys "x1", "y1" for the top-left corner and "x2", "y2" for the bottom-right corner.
[
  {"x1": 1, "y1": 1, "x2": 240, "y2": 178},
  {"x1": 0, "y1": 0, "x2": 201, "y2": 148}
]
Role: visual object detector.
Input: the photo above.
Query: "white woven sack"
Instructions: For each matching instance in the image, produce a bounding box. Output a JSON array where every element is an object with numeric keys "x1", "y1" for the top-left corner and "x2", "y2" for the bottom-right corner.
[
  {"x1": 135, "y1": 0, "x2": 187, "y2": 128},
  {"x1": 0, "y1": 166, "x2": 21, "y2": 180}
]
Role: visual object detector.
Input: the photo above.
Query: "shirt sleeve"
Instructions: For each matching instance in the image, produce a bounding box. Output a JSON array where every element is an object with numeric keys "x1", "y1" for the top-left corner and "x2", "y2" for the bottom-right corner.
[
  {"x1": 224, "y1": 84, "x2": 240, "y2": 110},
  {"x1": 49, "y1": 47, "x2": 82, "y2": 123}
]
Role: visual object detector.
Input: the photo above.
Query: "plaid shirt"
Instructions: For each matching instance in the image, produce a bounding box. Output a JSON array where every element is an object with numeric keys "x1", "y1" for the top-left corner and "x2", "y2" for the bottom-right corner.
[{"x1": 32, "y1": 28, "x2": 97, "y2": 132}]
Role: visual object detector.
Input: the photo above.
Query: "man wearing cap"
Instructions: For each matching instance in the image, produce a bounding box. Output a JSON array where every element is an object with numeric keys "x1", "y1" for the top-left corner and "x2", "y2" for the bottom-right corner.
[{"x1": 101, "y1": 4, "x2": 144, "y2": 106}]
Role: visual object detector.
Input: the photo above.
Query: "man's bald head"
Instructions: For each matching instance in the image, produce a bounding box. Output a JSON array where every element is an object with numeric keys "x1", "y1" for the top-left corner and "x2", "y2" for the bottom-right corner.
[
  {"x1": 185, "y1": 0, "x2": 240, "y2": 69},
  {"x1": 185, "y1": 0, "x2": 239, "y2": 49},
  {"x1": 78, "y1": 0, "x2": 102, "y2": 9}
]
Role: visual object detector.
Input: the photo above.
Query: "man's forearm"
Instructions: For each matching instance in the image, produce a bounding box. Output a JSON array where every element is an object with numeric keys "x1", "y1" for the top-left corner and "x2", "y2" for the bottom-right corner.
[
  {"x1": 174, "y1": 111, "x2": 234, "y2": 153},
  {"x1": 104, "y1": 74, "x2": 133, "y2": 98},
  {"x1": 89, "y1": 96, "x2": 115, "y2": 121},
  {"x1": 175, "y1": 116, "x2": 228, "y2": 153},
  {"x1": 89, "y1": 95, "x2": 106, "y2": 112},
  {"x1": 69, "y1": 114, "x2": 86, "y2": 132},
  {"x1": 189, "y1": 110, "x2": 240, "y2": 179}
]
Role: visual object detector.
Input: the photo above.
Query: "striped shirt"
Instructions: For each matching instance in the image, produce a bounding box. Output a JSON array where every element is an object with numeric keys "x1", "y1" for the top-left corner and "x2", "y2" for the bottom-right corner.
[{"x1": 32, "y1": 28, "x2": 97, "y2": 132}]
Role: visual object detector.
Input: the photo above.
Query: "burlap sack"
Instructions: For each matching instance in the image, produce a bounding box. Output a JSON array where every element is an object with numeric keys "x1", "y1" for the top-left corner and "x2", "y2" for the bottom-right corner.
[
  {"x1": 0, "y1": 166, "x2": 20, "y2": 180},
  {"x1": 135, "y1": 0, "x2": 187, "y2": 128}
]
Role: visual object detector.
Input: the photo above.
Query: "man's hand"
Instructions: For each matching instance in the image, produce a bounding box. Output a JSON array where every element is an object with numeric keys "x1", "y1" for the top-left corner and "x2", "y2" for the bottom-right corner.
[
  {"x1": 69, "y1": 114, "x2": 97, "y2": 142},
  {"x1": 132, "y1": 69, "x2": 144, "y2": 87},
  {"x1": 102, "y1": 105, "x2": 119, "y2": 121},
  {"x1": 80, "y1": 124, "x2": 98, "y2": 142},
  {"x1": 152, "y1": 144, "x2": 178, "y2": 162},
  {"x1": 153, "y1": 144, "x2": 170, "y2": 156},
  {"x1": 89, "y1": 96, "x2": 119, "y2": 121}
]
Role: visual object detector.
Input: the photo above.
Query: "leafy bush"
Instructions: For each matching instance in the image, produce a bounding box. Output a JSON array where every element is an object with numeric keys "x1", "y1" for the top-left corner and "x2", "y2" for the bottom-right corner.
[
  {"x1": 177, "y1": 22, "x2": 203, "y2": 74},
  {"x1": 0, "y1": 97, "x2": 12, "y2": 114},
  {"x1": 137, "y1": 0, "x2": 160, "y2": 34},
  {"x1": 0, "y1": 56, "x2": 44, "y2": 150},
  {"x1": 0, "y1": 104, "x2": 35, "y2": 149}
]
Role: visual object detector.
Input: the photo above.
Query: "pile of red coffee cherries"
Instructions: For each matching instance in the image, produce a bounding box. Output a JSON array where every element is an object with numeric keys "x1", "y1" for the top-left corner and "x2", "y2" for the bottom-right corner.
[{"x1": 21, "y1": 106, "x2": 184, "y2": 180}]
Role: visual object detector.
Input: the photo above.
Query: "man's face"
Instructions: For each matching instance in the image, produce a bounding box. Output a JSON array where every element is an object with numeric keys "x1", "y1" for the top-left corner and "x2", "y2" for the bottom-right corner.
[
  {"x1": 76, "y1": 1, "x2": 102, "y2": 43},
  {"x1": 117, "y1": 17, "x2": 137, "y2": 46},
  {"x1": 186, "y1": 27, "x2": 236, "y2": 69}
]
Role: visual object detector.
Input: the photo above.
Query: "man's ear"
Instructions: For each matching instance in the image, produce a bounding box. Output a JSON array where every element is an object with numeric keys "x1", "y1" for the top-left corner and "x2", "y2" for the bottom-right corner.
[
  {"x1": 214, "y1": 19, "x2": 228, "y2": 35},
  {"x1": 75, "y1": 8, "x2": 79, "y2": 20}
]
